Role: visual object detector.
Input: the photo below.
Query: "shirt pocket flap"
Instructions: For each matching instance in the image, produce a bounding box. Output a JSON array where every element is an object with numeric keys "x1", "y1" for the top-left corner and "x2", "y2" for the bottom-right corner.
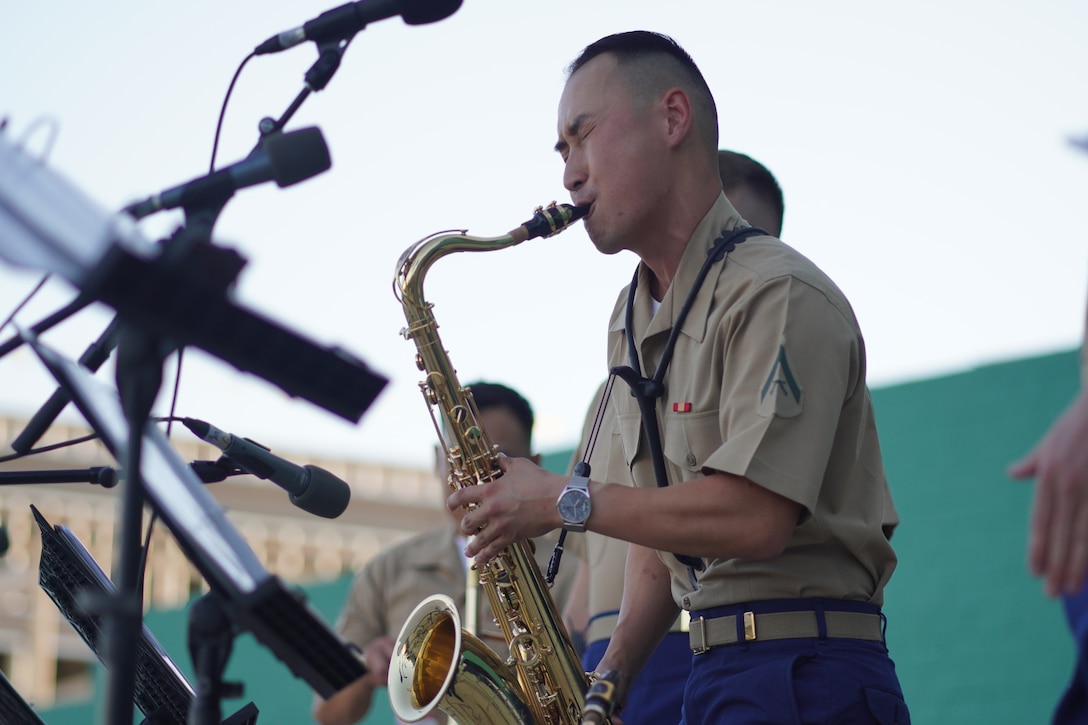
[{"x1": 663, "y1": 410, "x2": 721, "y2": 474}]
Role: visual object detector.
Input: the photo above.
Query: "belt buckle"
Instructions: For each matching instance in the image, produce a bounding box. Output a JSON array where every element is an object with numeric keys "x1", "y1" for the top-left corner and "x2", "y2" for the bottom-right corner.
[
  {"x1": 691, "y1": 617, "x2": 708, "y2": 655},
  {"x1": 743, "y1": 611, "x2": 756, "y2": 642}
]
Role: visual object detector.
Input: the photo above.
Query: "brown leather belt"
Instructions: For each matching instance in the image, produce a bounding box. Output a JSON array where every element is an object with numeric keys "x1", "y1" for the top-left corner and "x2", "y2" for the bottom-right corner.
[{"x1": 688, "y1": 610, "x2": 883, "y2": 654}]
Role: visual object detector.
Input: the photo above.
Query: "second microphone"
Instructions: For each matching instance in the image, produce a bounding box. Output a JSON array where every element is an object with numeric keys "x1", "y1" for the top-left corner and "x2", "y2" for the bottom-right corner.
[{"x1": 182, "y1": 417, "x2": 350, "y2": 519}]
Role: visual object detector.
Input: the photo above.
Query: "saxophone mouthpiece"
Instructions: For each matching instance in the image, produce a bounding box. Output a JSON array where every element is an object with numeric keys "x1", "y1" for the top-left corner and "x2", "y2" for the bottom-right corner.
[{"x1": 520, "y1": 202, "x2": 589, "y2": 241}]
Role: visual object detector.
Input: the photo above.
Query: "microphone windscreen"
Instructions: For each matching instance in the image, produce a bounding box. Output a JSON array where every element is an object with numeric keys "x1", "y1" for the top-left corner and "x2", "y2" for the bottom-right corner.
[
  {"x1": 265, "y1": 127, "x2": 332, "y2": 188},
  {"x1": 290, "y1": 465, "x2": 351, "y2": 518},
  {"x1": 401, "y1": 0, "x2": 462, "y2": 25}
]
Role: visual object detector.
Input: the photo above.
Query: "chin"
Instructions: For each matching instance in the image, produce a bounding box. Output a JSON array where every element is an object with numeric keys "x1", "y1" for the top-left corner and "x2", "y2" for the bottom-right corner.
[
  {"x1": 591, "y1": 239, "x2": 626, "y2": 253},
  {"x1": 587, "y1": 228, "x2": 625, "y2": 256}
]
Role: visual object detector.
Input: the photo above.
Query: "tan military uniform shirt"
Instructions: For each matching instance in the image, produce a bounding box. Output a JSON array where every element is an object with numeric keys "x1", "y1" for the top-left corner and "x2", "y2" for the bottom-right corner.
[
  {"x1": 606, "y1": 193, "x2": 897, "y2": 612},
  {"x1": 337, "y1": 522, "x2": 576, "y2": 661}
]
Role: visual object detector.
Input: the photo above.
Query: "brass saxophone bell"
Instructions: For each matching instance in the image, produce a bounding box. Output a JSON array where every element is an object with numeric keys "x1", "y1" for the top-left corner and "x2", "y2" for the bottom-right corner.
[{"x1": 389, "y1": 594, "x2": 536, "y2": 724}]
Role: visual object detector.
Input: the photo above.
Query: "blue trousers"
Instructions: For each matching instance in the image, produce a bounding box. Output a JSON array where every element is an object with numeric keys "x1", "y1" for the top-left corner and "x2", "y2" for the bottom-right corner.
[
  {"x1": 1054, "y1": 584, "x2": 1088, "y2": 723},
  {"x1": 681, "y1": 600, "x2": 909, "y2": 725},
  {"x1": 583, "y1": 631, "x2": 691, "y2": 725}
]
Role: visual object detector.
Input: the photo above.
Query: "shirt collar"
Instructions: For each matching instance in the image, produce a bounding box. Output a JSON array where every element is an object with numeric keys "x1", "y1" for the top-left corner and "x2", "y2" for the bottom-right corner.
[{"x1": 610, "y1": 193, "x2": 745, "y2": 345}]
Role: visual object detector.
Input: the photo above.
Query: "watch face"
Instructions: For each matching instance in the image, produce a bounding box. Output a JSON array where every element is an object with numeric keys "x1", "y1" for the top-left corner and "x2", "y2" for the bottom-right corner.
[{"x1": 560, "y1": 490, "x2": 591, "y2": 523}]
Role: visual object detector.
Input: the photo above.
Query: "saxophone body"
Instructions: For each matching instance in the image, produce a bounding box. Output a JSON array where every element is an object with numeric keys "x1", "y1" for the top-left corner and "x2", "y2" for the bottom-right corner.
[{"x1": 388, "y1": 203, "x2": 589, "y2": 725}]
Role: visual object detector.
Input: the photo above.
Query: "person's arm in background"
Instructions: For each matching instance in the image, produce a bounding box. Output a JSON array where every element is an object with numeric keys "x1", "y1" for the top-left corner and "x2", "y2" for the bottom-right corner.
[
  {"x1": 1009, "y1": 298, "x2": 1088, "y2": 596},
  {"x1": 1010, "y1": 387, "x2": 1088, "y2": 596},
  {"x1": 589, "y1": 543, "x2": 679, "y2": 716},
  {"x1": 312, "y1": 636, "x2": 396, "y2": 725}
]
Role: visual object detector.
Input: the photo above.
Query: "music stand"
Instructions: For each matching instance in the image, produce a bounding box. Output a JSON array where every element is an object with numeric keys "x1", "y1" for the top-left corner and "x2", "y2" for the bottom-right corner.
[
  {"x1": 24, "y1": 337, "x2": 367, "y2": 700},
  {"x1": 33, "y1": 505, "x2": 259, "y2": 725}
]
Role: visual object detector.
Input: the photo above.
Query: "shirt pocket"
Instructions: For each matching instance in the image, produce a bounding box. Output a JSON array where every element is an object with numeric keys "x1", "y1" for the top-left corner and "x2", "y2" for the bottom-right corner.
[{"x1": 662, "y1": 409, "x2": 722, "y2": 476}]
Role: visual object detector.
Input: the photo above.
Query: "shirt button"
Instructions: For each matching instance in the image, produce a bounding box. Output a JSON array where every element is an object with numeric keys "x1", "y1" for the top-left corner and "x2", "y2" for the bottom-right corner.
[
  {"x1": 685, "y1": 452, "x2": 697, "y2": 467},
  {"x1": 682, "y1": 596, "x2": 691, "y2": 607}
]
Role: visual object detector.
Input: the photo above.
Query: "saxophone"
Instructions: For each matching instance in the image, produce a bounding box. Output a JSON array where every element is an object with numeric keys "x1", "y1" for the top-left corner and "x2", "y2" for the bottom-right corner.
[{"x1": 388, "y1": 203, "x2": 590, "y2": 725}]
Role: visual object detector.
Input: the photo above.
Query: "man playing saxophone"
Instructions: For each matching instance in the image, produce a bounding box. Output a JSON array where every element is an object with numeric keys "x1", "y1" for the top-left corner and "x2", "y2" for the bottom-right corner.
[
  {"x1": 563, "y1": 149, "x2": 815, "y2": 725},
  {"x1": 313, "y1": 382, "x2": 576, "y2": 725},
  {"x1": 449, "y1": 31, "x2": 910, "y2": 723}
]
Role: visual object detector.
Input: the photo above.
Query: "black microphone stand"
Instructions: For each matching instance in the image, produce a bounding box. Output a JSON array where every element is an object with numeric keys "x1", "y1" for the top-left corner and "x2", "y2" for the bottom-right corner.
[
  {"x1": 187, "y1": 590, "x2": 245, "y2": 725},
  {"x1": 93, "y1": 79, "x2": 328, "y2": 719},
  {"x1": 100, "y1": 203, "x2": 224, "y2": 725},
  {"x1": 0, "y1": 295, "x2": 96, "y2": 362},
  {"x1": 0, "y1": 467, "x2": 119, "y2": 487},
  {"x1": 102, "y1": 319, "x2": 168, "y2": 725},
  {"x1": 8, "y1": 317, "x2": 122, "y2": 454},
  {"x1": 258, "y1": 39, "x2": 345, "y2": 137},
  {"x1": 0, "y1": 461, "x2": 239, "y2": 487},
  {"x1": 2, "y1": 40, "x2": 364, "y2": 723}
]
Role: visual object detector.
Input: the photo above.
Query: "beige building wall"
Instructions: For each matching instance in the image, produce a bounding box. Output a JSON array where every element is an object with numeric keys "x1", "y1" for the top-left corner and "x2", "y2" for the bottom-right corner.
[{"x1": 0, "y1": 413, "x2": 443, "y2": 708}]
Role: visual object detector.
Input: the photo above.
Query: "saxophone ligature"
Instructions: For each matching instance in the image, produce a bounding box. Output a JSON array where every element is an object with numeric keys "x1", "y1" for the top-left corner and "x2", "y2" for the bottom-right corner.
[{"x1": 389, "y1": 203, "x2": 590, "y2": 725}]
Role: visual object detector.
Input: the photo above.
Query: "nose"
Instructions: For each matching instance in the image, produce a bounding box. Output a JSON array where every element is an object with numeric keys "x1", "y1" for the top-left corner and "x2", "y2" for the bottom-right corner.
[{"x1": 563, "y1": 150, "x2": 586, "y2": 193}]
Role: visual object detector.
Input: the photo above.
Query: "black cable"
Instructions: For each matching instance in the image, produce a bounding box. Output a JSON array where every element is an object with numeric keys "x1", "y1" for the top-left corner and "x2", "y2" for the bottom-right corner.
[
  {"x1": 209, "y1": 52, "x2": 256, "y2": 173},
  {"x1": 0, "y1": 274, "x2": 51, "y2": 337},
  {"x1": 0, "y1": 432, "x2": 101, "y2": 463},
  {"x1": 0, "y1": 416, "x2": 186, "y2": 464},
  {"x1": 136, "y1": 354, "x2": 186, "y2": 596}
]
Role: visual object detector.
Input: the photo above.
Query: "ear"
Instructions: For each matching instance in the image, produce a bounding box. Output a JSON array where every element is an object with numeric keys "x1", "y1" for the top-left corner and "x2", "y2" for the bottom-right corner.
[{"x1": 661, "y1": 87, "x2": 695, "y2": 148}]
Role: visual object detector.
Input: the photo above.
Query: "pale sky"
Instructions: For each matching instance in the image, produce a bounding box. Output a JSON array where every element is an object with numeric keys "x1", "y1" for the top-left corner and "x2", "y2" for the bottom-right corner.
[{"x1": 2, "y1": 0, "x2": 1086, "y2": 469}]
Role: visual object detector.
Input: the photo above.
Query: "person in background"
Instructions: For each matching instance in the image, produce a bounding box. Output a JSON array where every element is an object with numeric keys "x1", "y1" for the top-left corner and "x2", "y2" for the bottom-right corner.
[
  {"x1": 716, "y1": 149, "x2": 784, "y2": 237},
  {"x1": 451, "y1": 30, "x2": 908, "y2": 723},
  {"x1": 561, "y1": 149, "x2": 787, "y2": 724},
  {"x1": 313, "y1": 381, "x2": 576, "y2": 725},
  {"x1": 1010, "y1": 289, "x2": 1088, "y2": 723}
]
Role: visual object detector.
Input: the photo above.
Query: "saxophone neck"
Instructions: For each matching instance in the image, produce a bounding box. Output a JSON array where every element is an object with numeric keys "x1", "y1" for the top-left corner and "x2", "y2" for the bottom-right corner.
[
  {"x1": 395, "y1": 229, "x2": 520, "y2": 306},
  {"x1": 395, "y1": 203, "x2": 588, "y2": 304}
]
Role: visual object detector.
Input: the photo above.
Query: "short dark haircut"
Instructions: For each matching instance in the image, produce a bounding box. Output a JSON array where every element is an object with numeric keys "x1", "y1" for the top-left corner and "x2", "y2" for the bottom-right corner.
[
  {"x1": 466, "y1": 381, "x2": 534, "y2": 443},
  {"x1": 566, "y1": 30, "x2": 718, "y2": 154},
  {"x1": 718, "y1": 150, "x2": 785, "y2": 232}
]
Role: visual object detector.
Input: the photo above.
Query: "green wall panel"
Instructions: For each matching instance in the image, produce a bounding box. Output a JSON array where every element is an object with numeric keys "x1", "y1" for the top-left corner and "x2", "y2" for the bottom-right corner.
[{"x1": 32, "y1": 348, "x2": 1083, "y2": 724}]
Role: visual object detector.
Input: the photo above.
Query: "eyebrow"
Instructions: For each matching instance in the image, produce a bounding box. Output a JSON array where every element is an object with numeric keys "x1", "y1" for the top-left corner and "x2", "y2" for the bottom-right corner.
[{"x1": 554, "y1": 112, "x2": 591, "y2": 154}]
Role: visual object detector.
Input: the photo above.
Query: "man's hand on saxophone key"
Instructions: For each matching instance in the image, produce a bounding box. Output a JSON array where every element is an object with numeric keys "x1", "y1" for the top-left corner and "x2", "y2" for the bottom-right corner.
[{"x1": 450, "y1": 454, "x2": 568, "y2": 563}]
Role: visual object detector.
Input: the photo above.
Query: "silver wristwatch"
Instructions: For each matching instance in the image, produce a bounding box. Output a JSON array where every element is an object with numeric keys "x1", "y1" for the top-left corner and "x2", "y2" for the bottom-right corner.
[{"x1": 556, "y1": 475, "x2": 592, "y2": 532}]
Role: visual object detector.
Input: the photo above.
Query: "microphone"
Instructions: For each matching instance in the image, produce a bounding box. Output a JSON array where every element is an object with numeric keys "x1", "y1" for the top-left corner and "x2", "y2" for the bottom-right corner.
[
  {"x1": 124, "y1": 126, "x2": 331, "y2": 220},
  {"x1": 182, "y1": 417, "x2": 351, "y2": 519},
  {"x1": 255, "y1": 0, "x2": 462, "y2": 55}
]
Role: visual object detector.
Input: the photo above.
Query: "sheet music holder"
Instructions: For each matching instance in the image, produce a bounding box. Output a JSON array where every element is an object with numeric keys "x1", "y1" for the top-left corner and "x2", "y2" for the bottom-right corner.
[
  {"x1": 0, "y1": 667, "x2": 48, "y2": 725},
  {"x1": 33, "y1": 505, "x2": 259, "y2": 725},
  {"x1": 25, "y1": 336, "x2": 367, "y2": 699}
]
